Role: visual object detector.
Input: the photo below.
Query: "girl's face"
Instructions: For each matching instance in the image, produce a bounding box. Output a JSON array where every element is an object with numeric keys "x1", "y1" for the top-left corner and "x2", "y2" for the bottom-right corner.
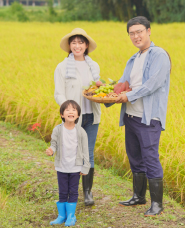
[
  {"x1": 69, "y1": 37, "x2": 88, "y2": 59},
  {"x1": 61, "y1": 104, "x2": 79, "y2": 123}
]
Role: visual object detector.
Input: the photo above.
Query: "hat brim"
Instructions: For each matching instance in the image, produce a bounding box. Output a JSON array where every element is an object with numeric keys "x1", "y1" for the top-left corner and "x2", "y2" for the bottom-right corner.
[{"x1": 60, "y1": 31, "x2": 97, "y2": 53}]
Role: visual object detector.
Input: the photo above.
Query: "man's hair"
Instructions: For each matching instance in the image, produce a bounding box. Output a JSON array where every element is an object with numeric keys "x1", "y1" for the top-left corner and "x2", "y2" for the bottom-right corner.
[
  {"x1": 127, "y1": 16, "x2": 150, "y2": 33},
  {"x1": 68, "y1": 35, "x2": 89, "y2": 55},
  {"x1": 60, "y1": 100, "x2": 81, "y2": 124}
]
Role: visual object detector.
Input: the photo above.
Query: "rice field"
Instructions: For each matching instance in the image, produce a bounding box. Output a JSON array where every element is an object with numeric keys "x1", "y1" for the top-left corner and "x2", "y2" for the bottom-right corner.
[{"x1": 0, "y1": 21, "x2": 185, "y2": 204}]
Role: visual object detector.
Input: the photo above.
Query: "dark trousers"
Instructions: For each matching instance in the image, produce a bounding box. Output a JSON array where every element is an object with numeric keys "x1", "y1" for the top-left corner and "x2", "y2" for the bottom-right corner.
[
  {"x1": 57, "y1": 172, "x2": 80, "y2": 203},
  {"x1": 124, "y1": 114, "x2": 163, "y2": 179}
]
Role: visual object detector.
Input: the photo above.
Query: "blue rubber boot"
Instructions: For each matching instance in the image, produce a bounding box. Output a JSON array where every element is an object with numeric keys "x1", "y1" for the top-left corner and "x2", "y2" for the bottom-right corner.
[
  {"x1": 65, "y1": 202, "x2": 77, "y2": 227},
  {"x1": 50, "y1": 201, "x2": 67, "y2": 225}
]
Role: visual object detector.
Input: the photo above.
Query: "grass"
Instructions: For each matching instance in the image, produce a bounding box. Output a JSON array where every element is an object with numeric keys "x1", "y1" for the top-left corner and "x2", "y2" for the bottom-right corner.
[
  {"x1": 0, "y1": 21, "x2": 185, "y2": 204},
  {"x1": 0, "y1": 121, "x2": 185, "y2": 228}
]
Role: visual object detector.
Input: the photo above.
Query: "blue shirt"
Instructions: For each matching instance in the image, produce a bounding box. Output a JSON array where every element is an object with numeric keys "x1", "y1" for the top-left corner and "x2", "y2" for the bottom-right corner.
[{"x1": 115, "y1": 42, "x2": 170, "y2": 130}]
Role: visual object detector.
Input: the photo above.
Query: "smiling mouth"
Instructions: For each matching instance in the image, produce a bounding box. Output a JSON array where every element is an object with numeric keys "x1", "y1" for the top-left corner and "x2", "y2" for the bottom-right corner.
[{"x1": 68, "y1": 115, "x2": 74, "y2": 118}]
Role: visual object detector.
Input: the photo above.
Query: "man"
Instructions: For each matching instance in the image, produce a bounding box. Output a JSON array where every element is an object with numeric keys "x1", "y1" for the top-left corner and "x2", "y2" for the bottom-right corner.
[{"x1": 113, "y1": 16, "x2": 171, "y2": 216}]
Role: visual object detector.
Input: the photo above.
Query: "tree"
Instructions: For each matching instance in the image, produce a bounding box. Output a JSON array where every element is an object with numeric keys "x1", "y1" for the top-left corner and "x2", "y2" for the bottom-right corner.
[{"x1": 143, "y1": 0, "x2": 185, "y2": 23}]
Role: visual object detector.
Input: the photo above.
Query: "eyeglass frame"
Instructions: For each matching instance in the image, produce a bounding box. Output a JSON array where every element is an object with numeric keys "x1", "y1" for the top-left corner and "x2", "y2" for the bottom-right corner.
[{"x1": 128, "y1": 28, "x2": 147, "y2": 38}]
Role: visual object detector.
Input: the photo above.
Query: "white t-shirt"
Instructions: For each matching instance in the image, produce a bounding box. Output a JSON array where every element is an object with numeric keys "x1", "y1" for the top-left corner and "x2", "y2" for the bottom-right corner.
[
  {"x1": 126, "y1": 51, "x2": 148, "y2": 118},
  {"x1": 55, "y1": 125, "x2": 82, "y2": 173},
  {"x1": 75, "y1": 60, "x2": 93, "y2": 115}
]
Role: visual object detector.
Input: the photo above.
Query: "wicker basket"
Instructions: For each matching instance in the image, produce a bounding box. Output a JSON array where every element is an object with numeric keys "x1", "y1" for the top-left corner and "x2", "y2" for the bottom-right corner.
[{"x1": 82, "y1": 90, "x2": 117, "y2": 103}]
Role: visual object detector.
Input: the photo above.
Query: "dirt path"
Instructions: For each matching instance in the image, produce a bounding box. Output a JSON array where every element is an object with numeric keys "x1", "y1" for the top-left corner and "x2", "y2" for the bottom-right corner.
[{"x1": 0, "y1": 121, "x2": 185, "y2": 228}]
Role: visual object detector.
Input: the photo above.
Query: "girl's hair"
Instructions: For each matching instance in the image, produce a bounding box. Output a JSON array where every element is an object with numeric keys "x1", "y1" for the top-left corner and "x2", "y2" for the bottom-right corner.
[
  {"x1": 68, "y1": 35, "x2": 89, "y2": 56},
  {"x1": 127, "y1": 16, "x2": 150, "y2": 33},
  {"x1": 60, "y1": 100, "x2": 81, "y2": 124}
]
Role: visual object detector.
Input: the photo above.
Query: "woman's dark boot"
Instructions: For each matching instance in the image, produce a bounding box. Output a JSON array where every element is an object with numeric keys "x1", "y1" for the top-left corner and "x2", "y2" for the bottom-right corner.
[
  {"x1": 119, "y1": 172, "x2": 147, "y2": 206},
  {"x1": 82, "y1": 168, "x2": 94, "y2": 206},
  {"x1": 144, "y1": 178, "x2": 163, "y2": 216}
]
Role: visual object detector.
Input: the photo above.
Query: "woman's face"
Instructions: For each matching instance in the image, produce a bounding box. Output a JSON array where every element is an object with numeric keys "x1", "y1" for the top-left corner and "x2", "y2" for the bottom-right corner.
[{"x1": 69, "y1": 37, "x2": 88, "y2": 58}]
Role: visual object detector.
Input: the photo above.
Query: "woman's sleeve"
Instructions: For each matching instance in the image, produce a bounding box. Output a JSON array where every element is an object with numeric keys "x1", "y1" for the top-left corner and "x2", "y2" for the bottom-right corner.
[
  {"x1": 54, "y1": 65, "x2": 67, "y2": 107},
  {"x1": 96, "y1": 62, "x2": 100, "y2": 76},
  {"x1": 93, "y1": 61, "x2": 100, "y2": 80}
]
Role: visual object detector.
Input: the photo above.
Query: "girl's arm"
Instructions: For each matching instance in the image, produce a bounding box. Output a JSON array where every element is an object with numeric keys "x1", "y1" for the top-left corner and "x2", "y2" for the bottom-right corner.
[
  {"x1": 49, "y1": 126, "x2": 59, "y2": 155},
  {"x1": 81, "y1": 129, "x2": 91, "y2": 175}
]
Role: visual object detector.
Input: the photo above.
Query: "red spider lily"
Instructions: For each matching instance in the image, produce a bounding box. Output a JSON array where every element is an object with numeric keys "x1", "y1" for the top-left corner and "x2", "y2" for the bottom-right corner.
[
  {"x1": 28, "y1": 123, "x2": 41, "y2": 131},
  {"x1": 28, "y1": 122, "x2": 48, "y2": 148}
]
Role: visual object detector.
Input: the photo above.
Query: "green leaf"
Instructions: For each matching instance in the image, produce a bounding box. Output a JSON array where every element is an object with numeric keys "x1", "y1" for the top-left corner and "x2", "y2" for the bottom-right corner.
[
  {"x1": 108, "y1": 78, "x2": 118, "y2": 85},
  {"x1": 100, "y1": 79, "x2": 106, "y2": 84},
  {"x1": 90, "y1": 81, "x2": 96, "y2": 86},
  {"x1": 108, "y1": 78, "x2": 114, "y2": 83}
]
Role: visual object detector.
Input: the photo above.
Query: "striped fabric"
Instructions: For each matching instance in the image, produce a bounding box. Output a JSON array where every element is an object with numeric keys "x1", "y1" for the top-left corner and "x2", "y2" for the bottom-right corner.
[{"x1": 66, "y1": 53, "x2": 99, "y2": 81}]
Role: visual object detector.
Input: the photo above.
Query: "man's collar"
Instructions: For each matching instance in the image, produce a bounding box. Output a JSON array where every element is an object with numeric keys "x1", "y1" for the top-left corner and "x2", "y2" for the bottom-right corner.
[{"x1": 131, "y1": 41, "x2": 155, "y2": 60}]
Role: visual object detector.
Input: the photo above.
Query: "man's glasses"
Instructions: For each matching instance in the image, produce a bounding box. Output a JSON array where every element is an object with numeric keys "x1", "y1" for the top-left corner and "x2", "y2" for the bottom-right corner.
[{"x1": 128, "y1": 28, "x2": 146, "y2": 38}]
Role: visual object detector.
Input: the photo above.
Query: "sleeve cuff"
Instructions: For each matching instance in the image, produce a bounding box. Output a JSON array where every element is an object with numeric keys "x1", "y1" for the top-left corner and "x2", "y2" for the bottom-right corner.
[
  {"x1": 126, "y1": 91, "x2": 137, "y2": 104},
  {"x1": 81, "y1": 166, "x2": 90, "y2": 175},
  {"x1": 50, "y1": 146, "x2": 56, "y2": 155}
]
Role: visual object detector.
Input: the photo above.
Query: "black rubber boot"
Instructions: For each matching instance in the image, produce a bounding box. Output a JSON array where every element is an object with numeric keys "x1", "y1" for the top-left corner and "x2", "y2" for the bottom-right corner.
[
  {"x1": 82, "y1": 168, "x2": 94, "y2": 206},
  {"x1": 144, "y1": 178, "x2": 163, "y2": 216},
  {"x1": 119, "y1": 172, "x2": 147, "y2": 206}
]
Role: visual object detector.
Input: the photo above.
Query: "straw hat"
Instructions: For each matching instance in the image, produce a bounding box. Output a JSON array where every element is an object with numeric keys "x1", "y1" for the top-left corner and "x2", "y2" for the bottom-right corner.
[{"x1": 60, "y1": 28, "x2": 97, "y2": 53}]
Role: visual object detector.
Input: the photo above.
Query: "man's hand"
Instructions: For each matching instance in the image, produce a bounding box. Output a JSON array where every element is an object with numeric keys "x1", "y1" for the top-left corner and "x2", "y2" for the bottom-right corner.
[
  {"x1": 115, "y1": 93, "x2": 128, "y2": 103},
  {"x1": 80, "y1": 172, "x2": 87, "y2": 176},
  {"x1": 46, "y1": 147, "x2": 54, "y2": 156}
]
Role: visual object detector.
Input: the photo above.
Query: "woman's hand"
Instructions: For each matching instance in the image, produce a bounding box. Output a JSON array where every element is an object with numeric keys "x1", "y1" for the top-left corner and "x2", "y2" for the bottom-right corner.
[
  {"x1": 115, "y1": 93, "x2": 128, "y2": 103},
  {"x1": 46, "y1": 148, "x2": 53, "y2": 156},
  {"x1": 80, "y1": 172, "x2": 87, "y2": 176}
]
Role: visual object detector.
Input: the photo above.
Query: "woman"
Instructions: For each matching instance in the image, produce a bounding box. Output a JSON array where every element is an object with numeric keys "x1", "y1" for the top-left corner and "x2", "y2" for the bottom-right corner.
[{"x1": 54, "y1": 28, "x2": 101, "y2": 206}]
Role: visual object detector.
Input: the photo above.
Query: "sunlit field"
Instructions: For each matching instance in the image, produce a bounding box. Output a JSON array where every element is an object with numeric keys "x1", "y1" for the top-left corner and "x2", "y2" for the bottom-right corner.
[{"x1": 0, "y1": 21, "x2": 185, "y2": 204}]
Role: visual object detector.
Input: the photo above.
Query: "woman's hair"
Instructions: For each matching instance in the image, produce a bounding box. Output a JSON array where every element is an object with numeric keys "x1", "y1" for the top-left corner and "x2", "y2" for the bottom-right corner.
[
  {"x1": 68, "y1": 35, "x2": 89, "y2": 56},
  {"x1": 127, "y1": 16, "x2": 150, "y2": 33},
  {"x1": 60, "y1": 100, "x2": 81, "y2": 124}
]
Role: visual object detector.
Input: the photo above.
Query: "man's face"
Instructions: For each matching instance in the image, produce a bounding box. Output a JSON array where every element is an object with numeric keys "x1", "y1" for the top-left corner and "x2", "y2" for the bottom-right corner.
[{"x1": 128, "y1": 24, "x2": 151, "y2": 50}]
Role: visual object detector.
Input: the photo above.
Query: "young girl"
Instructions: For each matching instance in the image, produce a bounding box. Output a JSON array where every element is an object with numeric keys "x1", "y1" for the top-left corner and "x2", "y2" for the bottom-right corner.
[
  {"x1": 54, "y1": 28, "x2": 101, "y2": 206},
  {"x1": 46, "y1": 100, "x2": 90, "y2": 226}
]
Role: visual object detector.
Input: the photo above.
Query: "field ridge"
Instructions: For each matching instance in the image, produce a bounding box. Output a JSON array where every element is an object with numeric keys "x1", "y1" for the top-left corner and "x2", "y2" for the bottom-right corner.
[{"x1": 0, "y1": 121, "x2": 185, "y2": 228}]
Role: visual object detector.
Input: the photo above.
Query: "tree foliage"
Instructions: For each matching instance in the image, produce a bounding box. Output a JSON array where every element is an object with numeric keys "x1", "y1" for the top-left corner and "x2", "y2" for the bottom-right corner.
[
  {"x1": 143, "y1": 0, "x2": 185, "y2": 23},
  {"x1": 59, "y1": 0, "x2": 185, "y2": 22},
  {"x1": 3, "y1": 0, "x2": 185, "y2": 23},
  {"x1": 10, "y1": 1, "x2": 29, "y2": 22},
  {"x1": 60, "y1": 0, "x2": 150, "y2": 21},
  {"x1": 60, "y1": 0, "x2": 102, "y2": 21}
]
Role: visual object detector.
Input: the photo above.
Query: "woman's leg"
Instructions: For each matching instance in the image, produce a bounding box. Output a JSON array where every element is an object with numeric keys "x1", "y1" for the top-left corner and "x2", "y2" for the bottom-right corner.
[
  {"x1": 81, "y1": 113, "x2": 99, "y2": 205},
  {"x1": 81, "y1": 113, "x2": 99, "y2": 168}
]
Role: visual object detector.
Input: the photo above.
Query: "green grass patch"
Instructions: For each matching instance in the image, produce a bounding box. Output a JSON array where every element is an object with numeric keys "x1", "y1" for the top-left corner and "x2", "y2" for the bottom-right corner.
[{"x1": 0, "y1": 121, "x2": 185, "y2": 227}]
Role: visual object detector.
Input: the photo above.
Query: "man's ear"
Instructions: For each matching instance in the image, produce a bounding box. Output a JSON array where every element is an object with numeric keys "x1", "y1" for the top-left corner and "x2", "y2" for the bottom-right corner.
[{"x1": 147, "y1": 28, "x2": 151, "y2": 36}]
